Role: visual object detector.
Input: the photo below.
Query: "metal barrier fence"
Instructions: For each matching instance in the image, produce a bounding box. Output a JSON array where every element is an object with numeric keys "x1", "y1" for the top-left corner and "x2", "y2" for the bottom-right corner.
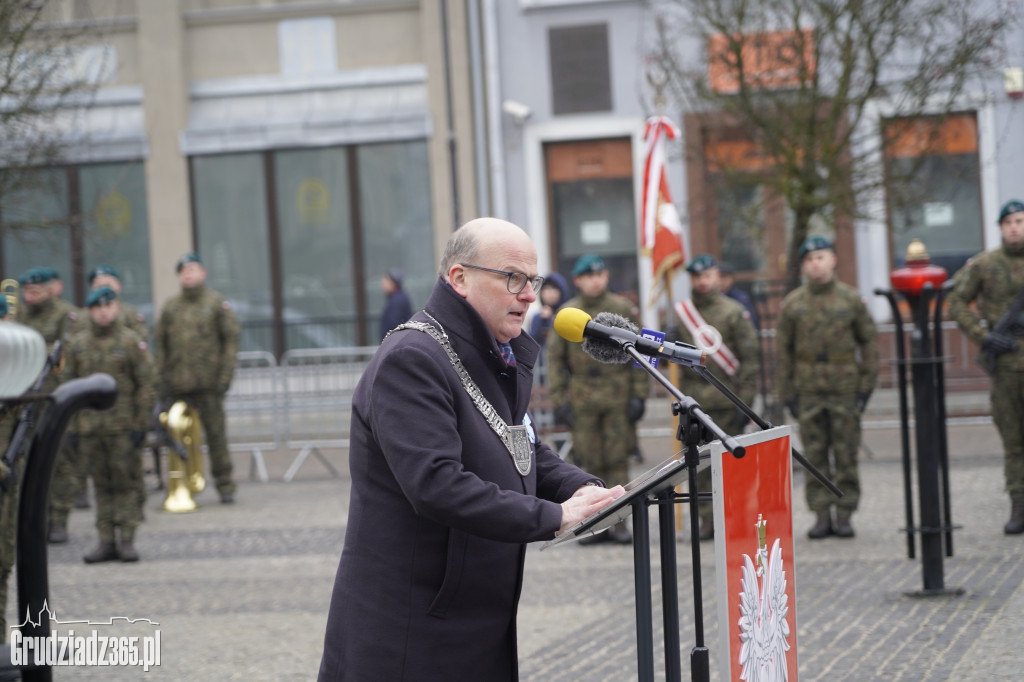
[
  {"x1": 223, "y1": 320, "x2": 989, "y2": 481},
  {"x1": 223, "y1": 346, "x2": 378, "y2": 482}
]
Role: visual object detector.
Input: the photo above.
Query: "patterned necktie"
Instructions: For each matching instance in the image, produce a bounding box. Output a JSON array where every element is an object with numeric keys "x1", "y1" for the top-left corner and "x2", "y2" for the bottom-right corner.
[{"x1": 498, "y1": 342, "x2": 516, "y2": 366}]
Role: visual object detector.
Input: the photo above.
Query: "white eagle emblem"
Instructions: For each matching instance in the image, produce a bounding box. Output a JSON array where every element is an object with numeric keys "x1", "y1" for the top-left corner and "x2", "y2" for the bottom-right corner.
[{"x1": 738, "y1": 515, "x2": 790, "y2": 681}]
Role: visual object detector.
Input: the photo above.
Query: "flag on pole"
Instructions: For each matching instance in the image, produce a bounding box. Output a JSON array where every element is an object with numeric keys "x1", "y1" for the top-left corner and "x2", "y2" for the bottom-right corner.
[{"x1": 641, "y1": 116, "x2": 686, "y2": 301}]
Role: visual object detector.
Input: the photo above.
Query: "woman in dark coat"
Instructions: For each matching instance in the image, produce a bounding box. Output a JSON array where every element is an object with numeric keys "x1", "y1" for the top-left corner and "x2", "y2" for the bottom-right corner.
[{"x1": 318, "y1": 219, "x2": 620, "y2": 681}]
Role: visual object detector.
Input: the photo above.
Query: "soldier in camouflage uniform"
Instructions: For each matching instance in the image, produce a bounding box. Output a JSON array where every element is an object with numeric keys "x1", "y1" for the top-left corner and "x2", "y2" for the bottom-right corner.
[
  {"x1": 671, "y1": 254, "x2": 760, "y2": 539},
  {"x1": 65, "y1": 287, "x2": 154, "y2": 562},
  {"x1": 547, "y1": 254, "x2": 649, "y2": 544},
  {"x1": 948, "y1": 199, "x2": 1024, "y2": 534},
  {"x1": 88, "y1": 264, "x2": 150, "y2": 514},
  {"x1": 776, "y1": 237, "x2": 878, "y2": 539},
  {"x1": 15, "y1": 267, "x2": 81, "y2": 543},
  {"x1": 89, "y1": 264, "x2": 149, "y2": 338},
  {"x1": 155, "y1": 253, "x2": 241, "y2": 503}
]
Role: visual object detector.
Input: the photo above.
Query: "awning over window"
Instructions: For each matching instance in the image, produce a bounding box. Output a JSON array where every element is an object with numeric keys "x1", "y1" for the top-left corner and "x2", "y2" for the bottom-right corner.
[{"x1": 182, "y1": 64, "x2": 431, "y2": 155}]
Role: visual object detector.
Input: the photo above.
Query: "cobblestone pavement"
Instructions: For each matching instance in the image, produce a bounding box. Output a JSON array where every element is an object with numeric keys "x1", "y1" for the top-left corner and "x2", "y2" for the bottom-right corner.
[{"x1": 8, "y1": 417, "x2": 1024, "y2": 680}]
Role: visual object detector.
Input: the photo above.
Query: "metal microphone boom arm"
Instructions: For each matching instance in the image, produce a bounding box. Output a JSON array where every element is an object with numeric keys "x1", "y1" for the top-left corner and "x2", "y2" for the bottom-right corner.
[{"x1": 689, "y1": 364, "x2": 843, "y2": 497}]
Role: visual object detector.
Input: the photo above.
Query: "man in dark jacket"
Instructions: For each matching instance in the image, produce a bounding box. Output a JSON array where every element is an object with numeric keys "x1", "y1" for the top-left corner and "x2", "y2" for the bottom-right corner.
[
  {"x1": 378, "y1": 267, "x2": 414, "y2": 341},
  {"x1": 318, "y1": 218, "x2": 623, "y2": 682}
]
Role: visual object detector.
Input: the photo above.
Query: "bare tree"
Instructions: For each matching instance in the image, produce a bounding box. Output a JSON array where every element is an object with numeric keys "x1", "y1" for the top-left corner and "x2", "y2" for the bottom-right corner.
[
  {"x1": 0, "y1": 0, "x2": 109, "y2": 213},
  {"x1": 646, "y1": 0, "x2": 1010, "y2": 288}
]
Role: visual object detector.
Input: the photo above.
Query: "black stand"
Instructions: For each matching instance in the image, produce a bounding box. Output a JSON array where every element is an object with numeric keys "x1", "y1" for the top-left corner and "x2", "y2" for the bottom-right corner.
[
  {"x1": 612, "y1": 342, "x2": 840, "y2": 682},
  {"x1": 875, "y1": 284, "x2": 962, "y2": 597}
]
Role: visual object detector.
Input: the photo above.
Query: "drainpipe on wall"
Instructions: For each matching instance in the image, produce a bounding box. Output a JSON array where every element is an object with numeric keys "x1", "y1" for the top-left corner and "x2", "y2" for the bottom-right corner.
[
  {"x1": 440, "y1": 0, "x2": 461, "y2": 228},
  {"x1": 482, "y1": 0, "x2": 508, "y2": 219},
  {"x1": 466, "y1": 0, "x2": 492, "y2": 217}
]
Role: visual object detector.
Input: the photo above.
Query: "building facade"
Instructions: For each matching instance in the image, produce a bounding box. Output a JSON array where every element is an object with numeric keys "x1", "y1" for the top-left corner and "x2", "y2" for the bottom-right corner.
[{"x1": 2, "y1": 0, "x2": 1023, "y2": 351}]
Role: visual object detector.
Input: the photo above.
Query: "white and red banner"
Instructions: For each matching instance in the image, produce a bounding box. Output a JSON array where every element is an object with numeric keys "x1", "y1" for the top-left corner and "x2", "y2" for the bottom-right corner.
[
  {"x1": 674, "y1": 299, "x2": 741, "y2": 376},
  {"x1": 712, "y1": 426, "x2": 799, "y2": 681},
  {"x1": 641, "y1": 116, "x2": 686, "y2": 299}
]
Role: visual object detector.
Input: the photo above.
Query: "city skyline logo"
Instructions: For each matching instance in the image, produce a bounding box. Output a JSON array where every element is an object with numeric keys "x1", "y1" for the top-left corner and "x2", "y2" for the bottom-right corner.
[{"x1": 9, "y1": 601, "x2": 161, "y2": 672}]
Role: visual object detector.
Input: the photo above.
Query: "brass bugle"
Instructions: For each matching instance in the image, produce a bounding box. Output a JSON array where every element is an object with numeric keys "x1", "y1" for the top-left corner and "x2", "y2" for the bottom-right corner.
[{"x1": 1, "y1": 279, "x2": 17, "y2": 319}]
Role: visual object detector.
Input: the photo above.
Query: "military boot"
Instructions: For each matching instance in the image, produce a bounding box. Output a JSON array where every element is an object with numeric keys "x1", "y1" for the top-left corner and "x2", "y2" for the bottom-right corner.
[
  {"x1": 698, "y1": 518, "x2": 715, "y2": 541},
  {"x1": 83, "y1": 542, "x2": 119, "y2": 564},
  {"x1": 607, "y1": 520, "x2": 632, "y2": 544},
  {"x1": 118, "y1": 540, "x2": 140, "y2": 562},
  {"x1": 833, "y1": 513, "x2": 855, "y2": 538},
  {"x1": 807, "y1": 512, "x2": 833, "y2": 539},
  {"x1": 47, "y1": 522, "x2": 68, "y2": 544},
  {"x1": 1004, "y1": 497, "x2": 1024, "y2": 535}
]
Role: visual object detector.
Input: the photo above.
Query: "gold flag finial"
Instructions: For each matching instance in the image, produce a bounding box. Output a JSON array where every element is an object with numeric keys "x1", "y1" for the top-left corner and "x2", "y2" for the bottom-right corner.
[{"x1": 905, "y1": 239, "x2": 929, "y2": 264}]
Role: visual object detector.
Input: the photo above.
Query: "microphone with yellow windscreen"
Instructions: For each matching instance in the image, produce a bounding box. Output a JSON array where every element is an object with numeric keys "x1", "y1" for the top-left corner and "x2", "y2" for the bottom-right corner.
[{"x1": 552, "y1": 307, "x2": 592, "y2": 343}]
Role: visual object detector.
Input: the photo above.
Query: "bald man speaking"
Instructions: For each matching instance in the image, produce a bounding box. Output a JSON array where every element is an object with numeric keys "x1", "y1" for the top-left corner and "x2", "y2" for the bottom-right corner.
[{"x1": 318, "y1": 218, "x2": 623, "y2": 681}]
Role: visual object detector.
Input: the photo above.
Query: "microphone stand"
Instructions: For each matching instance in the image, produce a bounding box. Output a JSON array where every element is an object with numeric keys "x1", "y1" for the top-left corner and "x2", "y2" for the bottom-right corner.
[{"x1": 615, "y1": 340, "x2": 742, "y2": 682}]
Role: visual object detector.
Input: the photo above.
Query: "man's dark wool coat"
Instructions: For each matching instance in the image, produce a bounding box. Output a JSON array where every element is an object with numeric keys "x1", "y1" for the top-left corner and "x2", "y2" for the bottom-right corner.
[{"x1": 318, "y1": 278, "x2": 600, "y2": 681}]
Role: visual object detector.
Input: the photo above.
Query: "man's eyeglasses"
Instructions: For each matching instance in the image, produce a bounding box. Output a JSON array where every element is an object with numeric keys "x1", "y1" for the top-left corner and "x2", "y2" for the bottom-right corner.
[{"x1": 459, "y1": 264, "x2": 545, "y2": 294}]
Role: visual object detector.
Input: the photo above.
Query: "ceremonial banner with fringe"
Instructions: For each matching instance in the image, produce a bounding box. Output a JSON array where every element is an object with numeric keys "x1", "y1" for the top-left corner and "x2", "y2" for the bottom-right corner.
[{"x1": 641, "y1": 116, "x2": 686, "y2": 301}]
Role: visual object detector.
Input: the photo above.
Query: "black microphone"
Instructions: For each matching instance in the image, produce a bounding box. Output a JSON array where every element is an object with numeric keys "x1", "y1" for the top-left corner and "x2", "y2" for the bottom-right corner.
[{"x1": 553, "y1": 308, "x2": 706, "y2": 367}]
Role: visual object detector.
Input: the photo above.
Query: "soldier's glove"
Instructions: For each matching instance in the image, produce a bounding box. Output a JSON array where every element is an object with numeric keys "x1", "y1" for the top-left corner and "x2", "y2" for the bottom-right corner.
[
  {"x1": 856, "y1": 391, "x2": 872, "y2": 414},
  {"x1": 626, "y1": 397, "x2": 646, "y2": 423},
  {"x1": 982, "y1": 332, "x2": 1020, "y2": 356},
  {"x1": 554, "y1": 403, "x2": 575, "y2": 429},
  {"x1": 784, "y1": 396, "x2": 799, "y2": 419},
  {"x1": 130, "y1": 430, "x2": 146, "y2": 449}
]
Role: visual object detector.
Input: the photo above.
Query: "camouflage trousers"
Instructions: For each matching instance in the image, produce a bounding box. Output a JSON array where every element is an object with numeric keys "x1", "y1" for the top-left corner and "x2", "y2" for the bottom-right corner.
[
  {"x1": 48, "y1": 435, "x2": 79, "y2": 525},
  {"x1": 175, "y1": 391, "x2": 235, "y2": 495},
  {"x1": 991, "y1": 370, "x2": 1024, "y2": 500},
  {"x1": 82, "y1": 432, "x2": 142, "y2": 543},
  {"x1": 570, "y1": 401, "x2": 636, "y2": 488},
  {"x1": 797, "y1": 393, "x2": 861, "y2": 514}
]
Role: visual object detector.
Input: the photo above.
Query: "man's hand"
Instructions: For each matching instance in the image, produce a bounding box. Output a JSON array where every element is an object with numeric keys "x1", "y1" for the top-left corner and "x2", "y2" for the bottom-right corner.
[
  {"x1": 785, "y1": 395, "x2": 799, "y2": 418},
  {"x1": 554, "y1": 403, "x2": 575, "y2": 429},
  {"x1": 982, "y1": 332, "x2": 1020, "y2": 355},
  {"x1": 557, "y1": 484, "x2": 625, "y2": 535},
  {"x1": 626, "y1": 397, "x2": 645, "y2": 423}
]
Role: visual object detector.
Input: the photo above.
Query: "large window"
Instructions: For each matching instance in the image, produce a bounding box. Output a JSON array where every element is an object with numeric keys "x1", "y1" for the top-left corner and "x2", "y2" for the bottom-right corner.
[
  {"x1": 885, "y1": 113, "x2": 983, "y2": 275},
  {"x1": 190, "y1": 140, "x2": 434, "y2": 354},
  {"x1": 1, "y1": 162, "x2": 152, "y2": 318}
]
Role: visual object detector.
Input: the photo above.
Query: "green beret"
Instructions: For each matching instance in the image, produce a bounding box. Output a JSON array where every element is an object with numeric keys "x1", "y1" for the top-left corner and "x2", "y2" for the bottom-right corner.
[
  {"x1": 18, "y1": 266, "x2": 59, "y2": 286},
  {"x1": 88, "y1": 264, "x2": 120, "y2": 283},
  {"x1": 685, "y1": 253, "x2": 717, "y2": 274},
  {"x1": 998, "y1": 199, "x2": 1024, "y2": 224},
  {"x1": 85, "y1": 286, "x2": 118, "y2": 308},
  {"x1": 0, "y1": 296, "x2": 7, "y2": 318},
  {"x1": 176, "y1": 252, "x2": 202, "y2": 272},
  {"x1": 572, "y1": 254, "x2": 606, "y2": 277},
  {"x1": 798, "y1": 236, "x2": 834, "y2": 260}
]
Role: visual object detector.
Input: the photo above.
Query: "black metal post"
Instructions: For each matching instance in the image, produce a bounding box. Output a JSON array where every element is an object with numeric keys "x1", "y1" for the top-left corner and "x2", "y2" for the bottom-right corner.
[
  {"x1": 658, "y1": 488, "x2": 682, "y2": 682},
  {"x1": 632, "y1": 498, "x2": 655, "y2": 682},
  {"x1": 876, "y1": 288, "x2": 917, "y2": 559}
]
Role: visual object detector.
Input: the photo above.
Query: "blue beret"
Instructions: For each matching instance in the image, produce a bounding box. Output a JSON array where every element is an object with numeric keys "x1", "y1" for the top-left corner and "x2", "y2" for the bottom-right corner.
[
  {"x1": 686, "y1": 254, "x2": 717, "y2": 274},
  {"x1": 18, "y1": 267, "x2": 59, "y2": 286},
  {"x1": 572, "y1": 254, "x2": 606, "y2": 277},
  {"x1": 176, "y1": 252, "x2": 202, "y2": 272},
  {"x1": 85, "y1": 286, "x2": 118, "y2": 308},
  {"x1": 386, "y1": 268, "x2": 404, "y2": 287},
  {"x1": 798, "y1": 236, "x2": 834, "y2": 260},
  {"x1": 998, "y1": 200, "x2": 1024, "y2": 224},
  {"x1": 88, "y1": 264, "x2": 120, "y2": 283}
]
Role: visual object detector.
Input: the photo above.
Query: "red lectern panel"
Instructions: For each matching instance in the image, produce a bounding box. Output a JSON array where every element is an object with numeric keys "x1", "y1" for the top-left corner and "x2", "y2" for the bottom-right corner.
[{"x1": 712, "y1": 426, "x2": 799, "y2": 682}]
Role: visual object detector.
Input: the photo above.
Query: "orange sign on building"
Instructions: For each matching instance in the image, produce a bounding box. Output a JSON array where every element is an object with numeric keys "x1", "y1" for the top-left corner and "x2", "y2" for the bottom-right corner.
[{"x1": 708, "y1": 29, "x2": 815, "y2": 95}]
